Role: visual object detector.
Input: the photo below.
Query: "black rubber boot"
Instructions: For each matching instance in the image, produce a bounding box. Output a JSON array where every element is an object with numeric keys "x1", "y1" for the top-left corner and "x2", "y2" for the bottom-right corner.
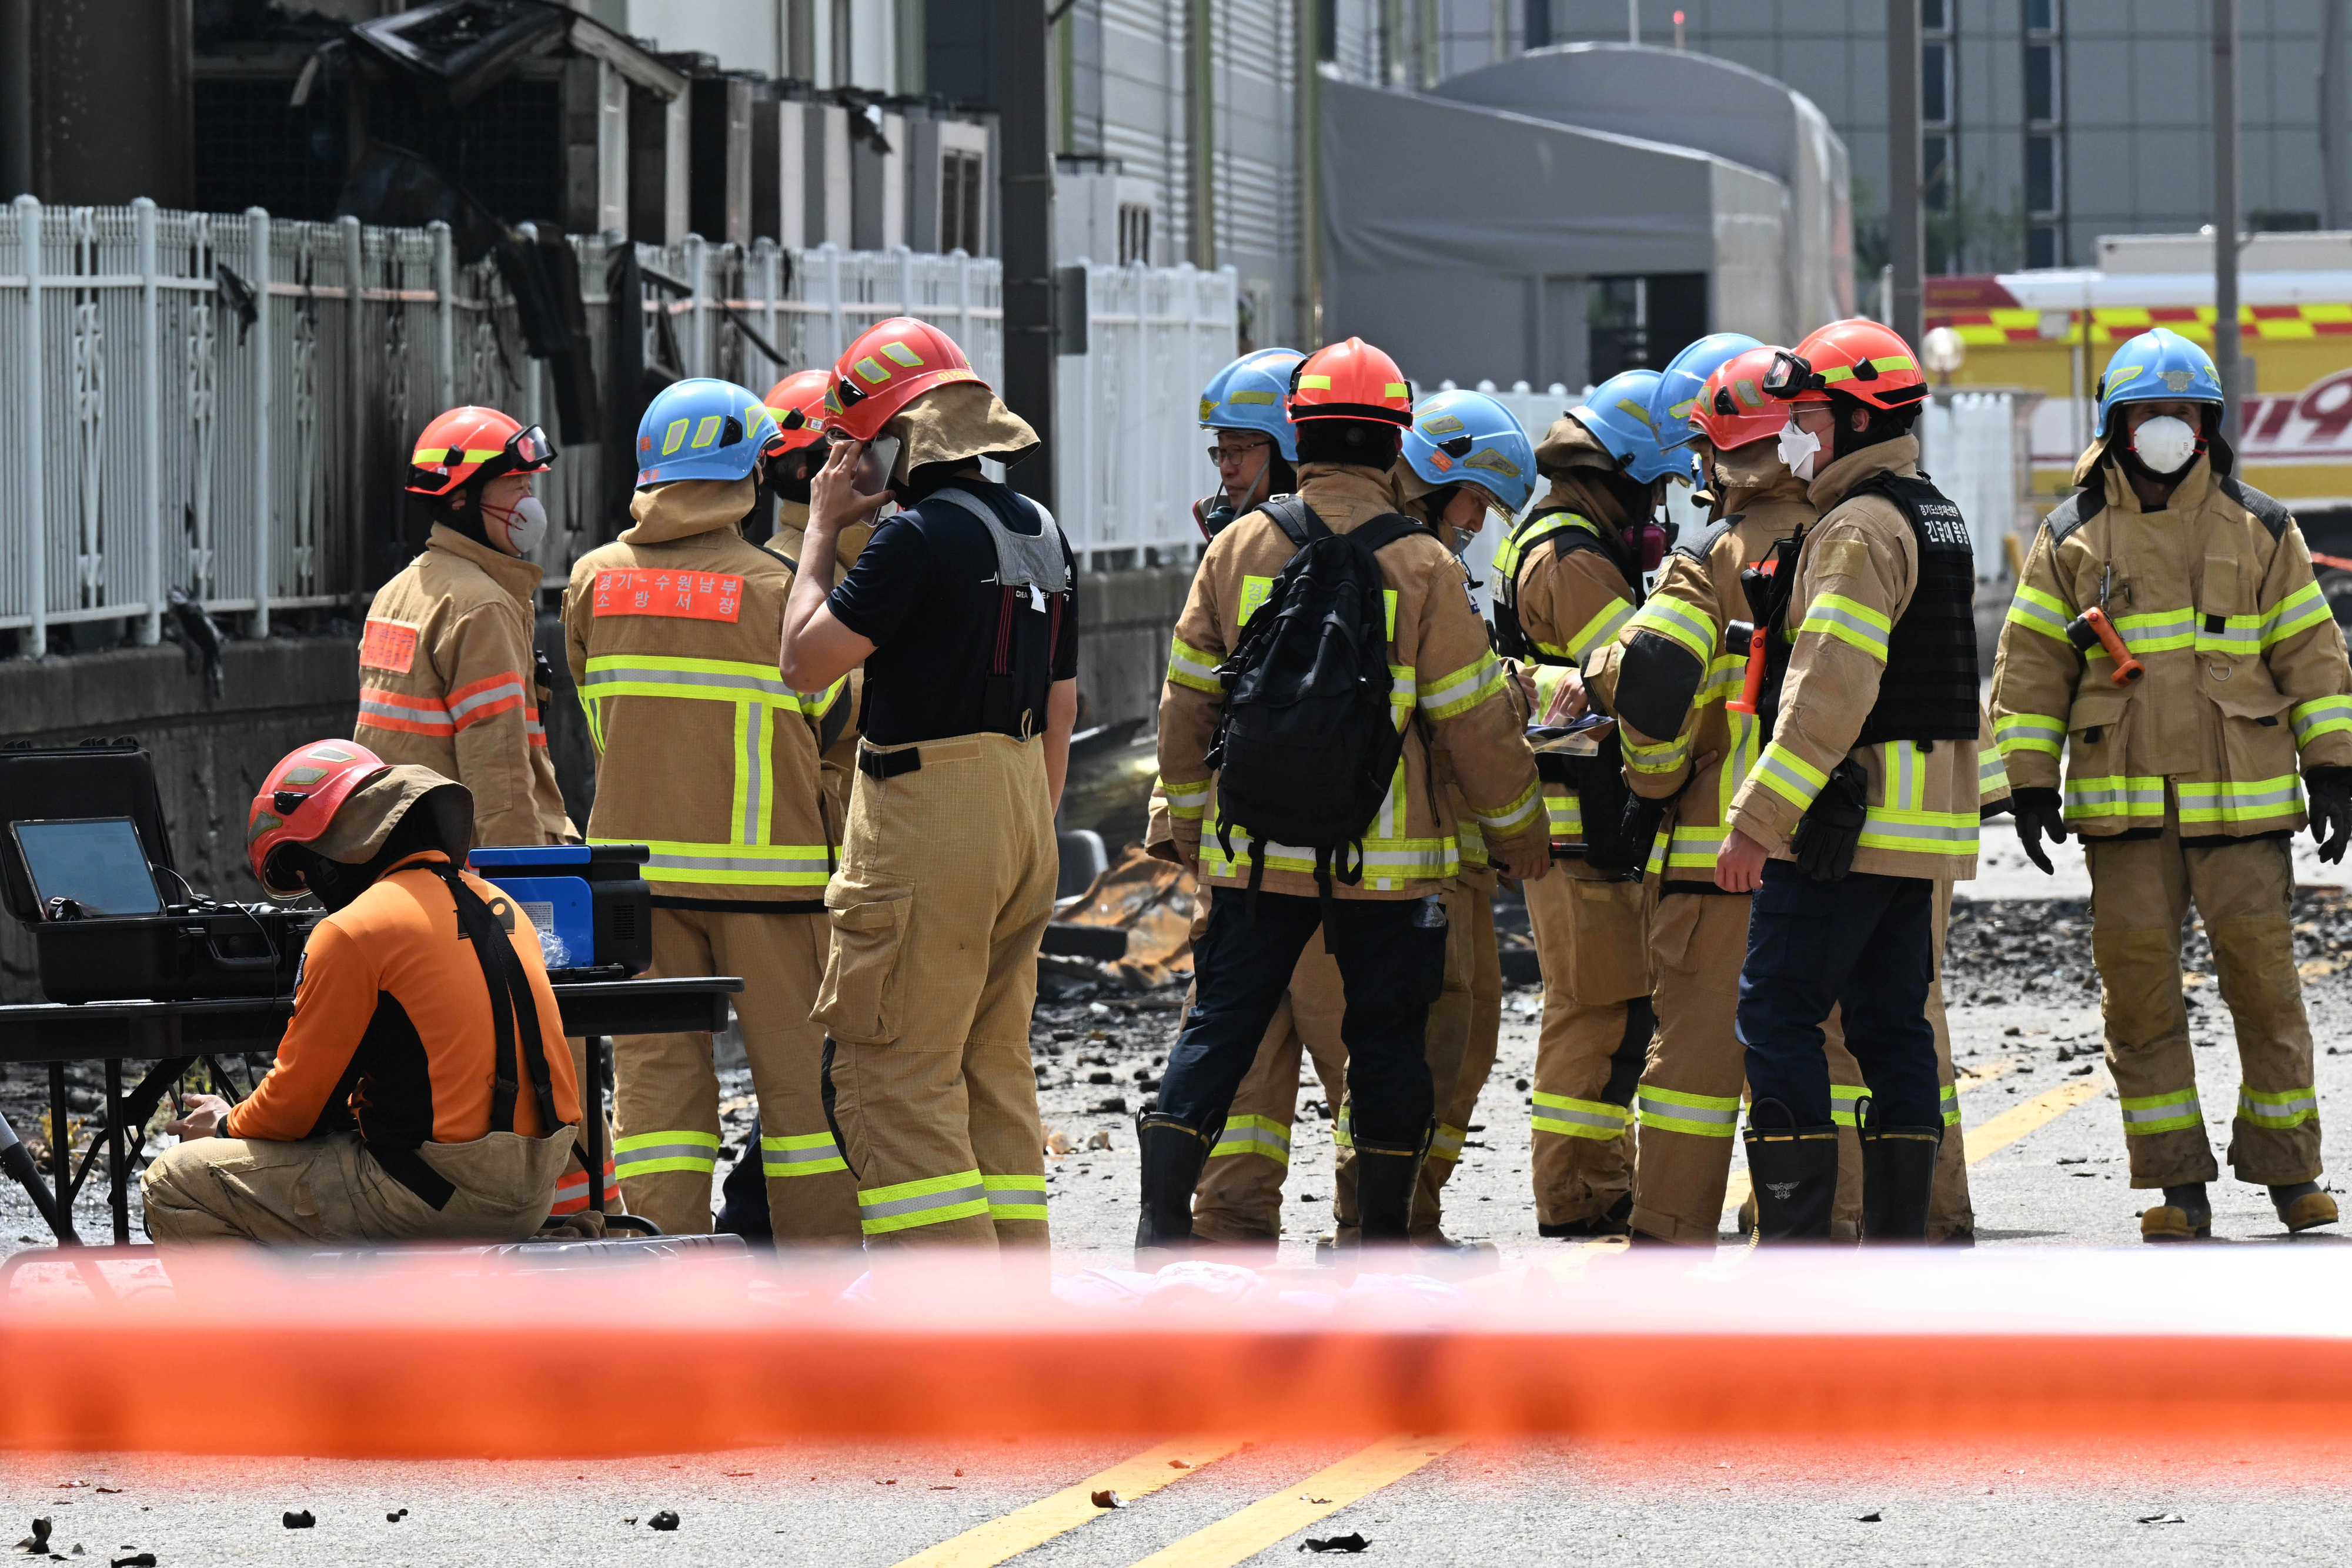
[
  {"x1": 1134, "y1": 1112, "x2": 1212, "y2": 1262},
  {"x1": 1352, "y1": 1135, "x2": 1425, "y2": 1245},
  {"x1": 1859, "y1": 1124, "x2": 1942, "y2": 1243},
  {"x1": 1742, "y1": 1099, "x2": 1840, "y2": 1242}
]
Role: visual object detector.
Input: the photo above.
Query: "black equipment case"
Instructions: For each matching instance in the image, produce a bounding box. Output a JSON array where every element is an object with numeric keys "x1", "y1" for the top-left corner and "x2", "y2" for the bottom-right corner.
[{"x1": 0, "y1": 740, "x2": 314, "y2": 1004}]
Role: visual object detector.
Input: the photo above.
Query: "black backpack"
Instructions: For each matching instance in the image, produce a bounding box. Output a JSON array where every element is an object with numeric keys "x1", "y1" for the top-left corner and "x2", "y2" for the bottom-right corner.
[{"x1": 1204, "y1": 496, "x2": 1433, "y2": 908}]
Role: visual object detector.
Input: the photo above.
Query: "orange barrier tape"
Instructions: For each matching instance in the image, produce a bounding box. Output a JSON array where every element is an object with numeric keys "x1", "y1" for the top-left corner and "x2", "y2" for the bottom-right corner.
[{"x1": 4, "y1": 1248, "x2": 2351, "y2": 1457}]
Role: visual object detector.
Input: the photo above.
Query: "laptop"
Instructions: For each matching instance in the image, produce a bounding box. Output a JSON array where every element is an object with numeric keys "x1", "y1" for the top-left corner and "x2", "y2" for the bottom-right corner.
[{"x1": 10, "y1": 817, "x2": 164, "y2": 918}]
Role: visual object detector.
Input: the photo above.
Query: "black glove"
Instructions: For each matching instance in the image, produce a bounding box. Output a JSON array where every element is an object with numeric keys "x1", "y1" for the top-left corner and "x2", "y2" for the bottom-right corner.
[
  {"x1": 1792, "y1": 759, "x2": 1868, "y2": 884},
  {"x1": 2307, "y1": 767, "x2": 2352, "y2": 865},
  {"x1": 2010, "y1": 786, "x2": 2068, "y2": 876}
]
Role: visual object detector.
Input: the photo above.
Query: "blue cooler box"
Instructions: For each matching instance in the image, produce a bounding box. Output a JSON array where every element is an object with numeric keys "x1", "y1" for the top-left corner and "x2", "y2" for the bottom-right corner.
[{"x1": 467, "y1": 844, "x2": 652, "y2": 976}]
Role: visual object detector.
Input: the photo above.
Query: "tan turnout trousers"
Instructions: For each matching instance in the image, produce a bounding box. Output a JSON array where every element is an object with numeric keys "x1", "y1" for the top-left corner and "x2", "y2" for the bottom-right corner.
[
  {"x1": 612, "y1": 907, "x2": 860, "y2": 1240},
  {"x1": 1635, "y1": 886, "x2": 1970, "y2": 1243},
  {"x1": 818, "y1": 733, "x2": 1057, "y2": 1247},
  {"x1": 143, "y1": 1126, "x2": 576, "y2": 1243},
  {"x1": 1418, "y1": 873, "x2": 1501, "y2": 1233},
  {"x1": 2086, "y1": 810, "x2": 2322, "y2": 1188},
  {"x1": 1524, "y1": 861, "x2": 1651, "y2": 1228}
]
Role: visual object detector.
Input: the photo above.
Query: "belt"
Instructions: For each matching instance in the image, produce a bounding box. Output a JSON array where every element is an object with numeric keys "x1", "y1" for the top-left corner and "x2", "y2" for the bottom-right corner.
[{"x1": 858, "y1": 746, "x2": 923, "y2": 780}]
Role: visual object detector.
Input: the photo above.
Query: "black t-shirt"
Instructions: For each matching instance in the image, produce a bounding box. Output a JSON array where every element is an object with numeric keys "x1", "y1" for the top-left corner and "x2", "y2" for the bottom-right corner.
[{"x1": 827, "y1": 479, "x2": 1080, "y2": 747}]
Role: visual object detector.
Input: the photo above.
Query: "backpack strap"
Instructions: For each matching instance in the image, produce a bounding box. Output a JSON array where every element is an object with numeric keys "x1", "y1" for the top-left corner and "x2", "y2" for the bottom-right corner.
[{"x1": 1260, "y1": 494, "x2": 1329, "y2": 547}]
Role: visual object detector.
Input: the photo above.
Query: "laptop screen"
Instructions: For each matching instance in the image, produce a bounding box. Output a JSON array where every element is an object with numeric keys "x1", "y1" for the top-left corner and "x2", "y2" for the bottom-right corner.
[{"x1": 12, "y1": 817, "x2": 163, "y2": 918}]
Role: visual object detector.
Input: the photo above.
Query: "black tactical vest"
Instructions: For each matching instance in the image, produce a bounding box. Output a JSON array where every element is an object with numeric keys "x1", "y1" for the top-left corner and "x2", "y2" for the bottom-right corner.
[{"x1": 1757, "y1": 471, "x2": 1979, "y2": 744}]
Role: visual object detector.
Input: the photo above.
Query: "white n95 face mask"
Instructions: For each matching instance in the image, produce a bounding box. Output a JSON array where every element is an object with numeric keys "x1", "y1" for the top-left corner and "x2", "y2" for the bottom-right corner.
[
  {"x1": 485, "y1": 494, "x2": 549, "y2": 557},
  {"x1": 1776, "y1": 419, "x2": 1822, "y2": 482},
  {"x1": 2130, "y1": 414, "x2": 2199, "y2": 477}
]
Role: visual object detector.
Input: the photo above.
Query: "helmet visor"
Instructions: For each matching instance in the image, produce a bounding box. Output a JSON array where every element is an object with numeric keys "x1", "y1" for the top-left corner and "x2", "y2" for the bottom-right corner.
[
  {"x1": 1760, "y1": 350, "x2": 1824, "y2": 401},
  {"x1": 506, "y1": 423, "x2": 557, "y2": 472}
]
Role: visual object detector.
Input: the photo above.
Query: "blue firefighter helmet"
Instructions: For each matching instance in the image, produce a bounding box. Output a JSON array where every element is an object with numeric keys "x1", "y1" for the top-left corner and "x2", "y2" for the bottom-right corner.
[
  {"x1": 1651, "y1": 332, "x2": 1765, "y2": 451},
  {"x1": 636, "y1": 377, "x2": 786, "y2": 487},
  {"x1": 2093, "y1": 328, "x2": 2224, "y2": 439},
  {"x1": 1401, "y1": 387, "x2": 1536, "y2": 516},
  {"x1": 1571, "y1": 369, "x2": 1697, "y2": 486},
  {"x1": 1198, "y1": 347, "x2": 1304, "y2": 462}
]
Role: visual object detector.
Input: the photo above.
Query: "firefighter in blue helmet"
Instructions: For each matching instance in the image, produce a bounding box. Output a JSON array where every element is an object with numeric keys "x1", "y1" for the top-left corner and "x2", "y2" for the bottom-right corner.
[
  {"x1": 1991, "y1": 326, "x2": 2352, "y2": 1241},
  {"x1": 1195, "y1": 348, "x2": 1305, "y2": 540}
]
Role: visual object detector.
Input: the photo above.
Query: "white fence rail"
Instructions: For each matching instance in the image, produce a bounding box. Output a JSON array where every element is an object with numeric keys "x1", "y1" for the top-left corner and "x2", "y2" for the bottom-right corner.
[{"x1": 0, "y1": 196, "x2": 1232, "y2": 658}]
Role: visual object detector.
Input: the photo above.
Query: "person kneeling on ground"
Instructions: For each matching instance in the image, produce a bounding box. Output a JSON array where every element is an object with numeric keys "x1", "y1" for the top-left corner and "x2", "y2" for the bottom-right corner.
[{"x1": 141, "y1": 740, "x2": 584, "y2": 1243}]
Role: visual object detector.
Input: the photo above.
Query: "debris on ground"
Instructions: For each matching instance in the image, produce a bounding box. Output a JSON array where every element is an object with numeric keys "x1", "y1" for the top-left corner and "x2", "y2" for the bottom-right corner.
[
  {"x1": 648, "y1": 1510, "x2": 680, "y2": 1530},
  {"x1": 1091, "y1": 1490, "x2": 1125, "y2": 1509},
  {"x1": 16, "y1": 1520, "x2": 52, "y2": 1553},
  {"x1": 386, "y1": 1508, "x2": 408, "y2": 1523},
  {"x1": 1047, "y1": 848, "x2": 1198, "y2": 990},
  {"x1": 1857, "y1": 1511, "x2": 1882, "y2": 1522},
  {"x1": 109, "y1": 1554, "x2": 155, "y2": 1567},
  {"x1": 2136, "y1": 1512, "x2": 2186, "y2": 1525},
  {"x1": 282, "y1": 1510, "x2": 314, "y2": 1529},
  {"x1": 1302, "y1": 1533, "x2": 1370, "y2": 1553}
]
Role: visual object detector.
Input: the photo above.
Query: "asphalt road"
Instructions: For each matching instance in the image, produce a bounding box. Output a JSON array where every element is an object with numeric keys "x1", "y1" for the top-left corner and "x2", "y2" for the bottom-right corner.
[{"x1": 6, "y1": 819, "x2": 2352, "y2": 1563}]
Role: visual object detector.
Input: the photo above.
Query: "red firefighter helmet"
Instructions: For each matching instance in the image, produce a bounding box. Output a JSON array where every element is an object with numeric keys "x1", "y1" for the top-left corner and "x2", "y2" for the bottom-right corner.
[
  {"x1": 764, "y1": 369, "x2": 833, "y2": 453},
  {"x1": 1285, "y1": 337, "x2": 1414, "y2": 427},
  {"x1": 823, "y1": 317, "x2": 983, "y2": 442},
  {"x1": 1693, "y1": 346, "x2": 1793, "y2": 448},
  {"x1": 405, "y1": 406, "x2": 555, "y2": 497},
  {"x1": 1761, "y1": 319, "x2": 1928, "y2": 412},
  {"x1": 246, "y1": 740, "x2": 390, "y2": 897}
]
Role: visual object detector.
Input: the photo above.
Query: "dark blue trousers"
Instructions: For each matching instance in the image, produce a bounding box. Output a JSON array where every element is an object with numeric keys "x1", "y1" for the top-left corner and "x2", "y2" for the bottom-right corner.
[
  {"x1": 1157, "y1": 890, "x2": 1446, "y2": 1147},
  {"x1": 1735, "y1": 860, "x2": 1941, "y2": 1129}
]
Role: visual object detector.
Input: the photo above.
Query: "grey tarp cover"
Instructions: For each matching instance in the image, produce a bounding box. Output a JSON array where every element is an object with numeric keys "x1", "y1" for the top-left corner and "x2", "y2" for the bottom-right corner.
[{"x1": 1320, "y1": 76, "x2": 1790, "y2": 390}]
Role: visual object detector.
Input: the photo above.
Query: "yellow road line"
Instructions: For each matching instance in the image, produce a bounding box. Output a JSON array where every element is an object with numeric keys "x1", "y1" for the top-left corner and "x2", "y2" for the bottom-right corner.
[
  {"x1": 1962, "y1": 1076, "x2": 2103, "y2": 1163},
  {"x1": 1124, "y1": 1435, "x2": 1464, "y2": 1567},
  {"x1": 891, "y1": 1436, "x2": 1245, "y2": 1568},
  {"x1": 1720, "y1": 1056, "x2": 2026, "y2": 1215}
]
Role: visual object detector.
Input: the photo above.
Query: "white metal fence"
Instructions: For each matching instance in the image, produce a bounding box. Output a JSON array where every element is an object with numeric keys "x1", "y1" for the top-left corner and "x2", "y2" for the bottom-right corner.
[{"x1": 0, "y1": 196, "x2": 1234, "y2": 657}]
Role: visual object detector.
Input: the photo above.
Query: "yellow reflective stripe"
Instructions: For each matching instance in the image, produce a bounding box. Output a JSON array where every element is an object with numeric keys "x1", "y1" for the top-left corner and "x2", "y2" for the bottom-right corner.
[
  {"x1": 1566, "y1": 597, "x2": 1636, "y2": 664},
  {"x1": 614, "y1": 1129, "x2": 721, "y2": 1177},
  {"x1": 1856, "y1": 805, "x2": 1979, "y2": 855},
  {"x1": 1210, "y1": 1114, "x2": 1292, "y2": 1163},
  {"x1": 1531, "y1": 1091, "x2": 1631, "y2": 1140},
  {"x1": 2176, "y1": 775, "x2": 2302, "y2": 824},
  {"x1": 1201, "y1": 830, "x2": 1459, "y2": 890},
  {"x1": 2266, "y1": 581, "x2": 2331, "y2": 646},
  {"x1": 1799, "y1": 593, "x2": 1892, "y2": 661},
  {"x1": 1625, "y1": 730, "x2": 1690, "y2": 775},
  {"x1": 1167, "y1": 634, "x2": 1223, "y2": 694},
  {"x1": 1663, "y1": 823, "x2": 1728, "y2": 868},
  {"x1": 2293, "y1": 695, "x2": 2352, "y2": 747},
  {"x1": 1473, "y1": 775, "x2": 1543, "y2": 833},
  {"x1": 2194, "y1": 610, "x2": 2264, "y2": 658},
  {"x1": 984, "y1": 1173, "x2": 1050, "y2": 1221},
  {"x1": 1829, "y1": 1082, "x2": 1869, "y2": 1128},
  {"x1": 761, "y1": 1129, "x2": 850, "y2": 1177},
  {"x1": 2006, "y1": 581, "x2": 2073, "y2": 641},
  {"x1": 1625, "y1": 593, "x2": 1716, "y2": 664},
  {"x1": 1161, "y1": 775, "x2": 1212, "y2": 821},
  {"x1": 859, "y1": 1169, "x2": 989, "y2": 1234},
  {"x1": 1544, "y1": 785, "x2": 1582, "y2": 841},
  {"x1": 1492, "y1": 510, "x2": 1597, "y2": 580},
  {"x1": 1979, "y1": 741, "x2": 2011, "y2": 794},
  {"x1": 1995, "y1": 712, "x2": 2064, "y2": 757},
  {"x1": 2120, "y1": 1088, "x2": 2201, "y2": 1135},
  {"x1": 1419, "y1": 651, "x2": 1506, "y2": 720},
  {"x1": 1752, "y1": 741, "x2": 1828, "y2": 810},
  {"x1": 2106, "y1": 607, "x2": 2195, "y2": 655},
  {"x1": 583, "y1": 654, "x2": 827, "y2": 709},
  {"x1": 2239, "y1": 1084, "x2": 2320, "y2": 1129},
  {"x1": 1635, "y1": 1084, "x2": 1740, "y2": 1138},
  {"x1": 599, "y1": 836, "x2": 833, "y2": 886},
  {"x1": 2063, "y1": 775, "x2": 2166, "y2": 820}
]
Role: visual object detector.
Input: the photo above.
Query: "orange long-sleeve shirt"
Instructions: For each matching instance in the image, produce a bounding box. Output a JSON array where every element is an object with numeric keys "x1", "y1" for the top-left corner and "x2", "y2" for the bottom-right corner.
[{"x1": 226, "y1": 853, "x2": 581, "y2": 1147}]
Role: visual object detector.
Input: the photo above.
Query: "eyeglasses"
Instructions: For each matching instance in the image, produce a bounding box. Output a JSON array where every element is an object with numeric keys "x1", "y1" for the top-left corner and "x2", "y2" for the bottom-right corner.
[{"x1": 1207, "y1": 441, "x2": 1273, "y2": 466}]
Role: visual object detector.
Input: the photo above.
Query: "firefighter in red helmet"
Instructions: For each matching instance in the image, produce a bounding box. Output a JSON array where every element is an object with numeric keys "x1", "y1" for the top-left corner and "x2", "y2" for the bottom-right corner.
[
  {"x1": 774, "y1": 318, "x2": 1072, "y2": 1252},
  {"x1": 142, "y1": 741, "x2": 583, "y2": 1243}
]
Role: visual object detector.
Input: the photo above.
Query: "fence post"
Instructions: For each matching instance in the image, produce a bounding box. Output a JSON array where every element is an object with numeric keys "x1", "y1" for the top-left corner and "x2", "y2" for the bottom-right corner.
[
  {"x1": 756, "y1": 238, "x2": 780, "y2": 376},
  {"x1": 340, "y1": 213, "x2": 366, "y2": 614},
  {"x1": 683, "y1": 231, "x2": 707, "y2": 379},
  {"x1": 248, "y1": 208, "x2": 273, "y2": 638},
  {"x1": 823, "y1": 242, "x2": 844, "y2": 365},
  {"x1": 15, "y1": 196, "x2": 43, "y2": 657},
  {"x1": 430, "y1": 219, "x2": 455, "y2": 412},
  {"x1": 135, "y1": 197, "x2": 163, "y2": 645}
]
